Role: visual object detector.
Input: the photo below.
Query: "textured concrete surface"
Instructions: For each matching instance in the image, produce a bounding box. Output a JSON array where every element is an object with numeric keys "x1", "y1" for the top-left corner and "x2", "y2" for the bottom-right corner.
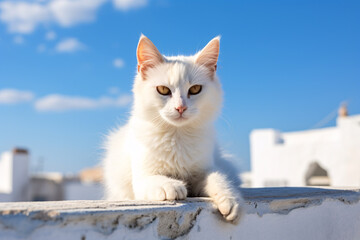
[{"x1": 0, "y1": 187, "x2": 360, "y2": 240}]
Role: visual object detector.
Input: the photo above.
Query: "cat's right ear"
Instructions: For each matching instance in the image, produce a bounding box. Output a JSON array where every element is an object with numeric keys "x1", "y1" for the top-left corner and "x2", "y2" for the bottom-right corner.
[
  {"x1": 137, "y1": 35, "x2": 164, "y2": 79},
  {"x1": 195, "y1": 36, "x2": 220, "y2": 78}
]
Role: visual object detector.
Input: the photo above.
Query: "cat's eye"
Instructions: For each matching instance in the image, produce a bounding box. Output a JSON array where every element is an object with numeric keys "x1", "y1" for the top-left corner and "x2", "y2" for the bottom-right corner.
[
  {"x1": 188, "y1": 85, "x2": 202, "y2": 95},
  {"x1": 156, "y1": 86, "x2": 171, "y2": 96}
]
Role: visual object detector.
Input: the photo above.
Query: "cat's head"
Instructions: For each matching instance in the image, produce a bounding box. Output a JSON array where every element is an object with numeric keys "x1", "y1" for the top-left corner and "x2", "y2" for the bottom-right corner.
[{"x1": 132, "y1": 35, "x2": 223, "y2": 128}]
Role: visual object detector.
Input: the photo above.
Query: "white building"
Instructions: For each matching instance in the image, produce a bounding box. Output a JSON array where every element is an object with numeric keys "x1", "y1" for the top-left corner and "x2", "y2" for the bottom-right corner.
[
  {"x1": 250, "y1": 107, "x2": 360, "y2": 187},
  {"x1": 29, "y1": 172, "x2": 103, "y2": 201},
  {"x1": 0, "y1": 149, "x2": 29, "y2": 202},
  {"x1": 0, "y1": 148, "x2": 103, "y2": 202}
]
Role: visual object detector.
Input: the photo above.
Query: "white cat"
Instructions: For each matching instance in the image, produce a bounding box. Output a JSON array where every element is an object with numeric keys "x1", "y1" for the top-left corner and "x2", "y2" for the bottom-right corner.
[{"x1": 103, "y1": 35, "x2": 243, "y2": 223}]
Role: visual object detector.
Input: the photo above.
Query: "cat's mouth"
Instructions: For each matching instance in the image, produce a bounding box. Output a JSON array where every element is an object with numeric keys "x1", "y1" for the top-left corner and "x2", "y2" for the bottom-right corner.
[
  {"x1": 166, "y1": 115, "x2": 189, "y2": 125},
  {"x1": 174, "y1": 116, "x2": 187, "y2": 121},
  {"x1": 161, "y1": 112, "x2": 192, "y2": 126}
]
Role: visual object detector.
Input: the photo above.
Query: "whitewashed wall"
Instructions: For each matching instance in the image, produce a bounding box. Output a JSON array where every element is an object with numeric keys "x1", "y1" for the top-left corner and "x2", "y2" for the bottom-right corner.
[
  {"x1": 250, "y1": 114, "x2": 360, "y2": 187},
  {"x1": 11, "y1": 152, "x2": 29, "y2": 201},
  {"x1": 0, "y1": 150, "x2": 29, "y2": 202},
  {"x1": 0, "y1": 151, "x2": 12, "y2": 194}
]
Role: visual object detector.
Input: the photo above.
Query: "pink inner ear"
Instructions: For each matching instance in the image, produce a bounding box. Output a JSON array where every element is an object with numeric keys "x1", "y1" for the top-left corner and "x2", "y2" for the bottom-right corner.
[
  {"x1": 195, "y1": 38, "x2": 220, "y2": 76},
  {"x1": 137, "y1": 36, "x2": 163, "y2": 79}
]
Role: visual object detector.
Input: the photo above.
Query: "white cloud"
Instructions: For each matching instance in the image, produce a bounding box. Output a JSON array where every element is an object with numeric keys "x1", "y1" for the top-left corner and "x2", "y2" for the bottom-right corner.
[
  {"x1": 113, "y1": 58, "x2": 125, "y2": 68},
  {"x1": 0, "y1": 0, "x2": 148, "y2": 34},
  {"x1": 0, "y1": 1, "x2": 50, "y2": 34},
  {"x1": 37, "y1": 43, "x2": 47, "y2": 52},
  {"x1": 108, "y1": 87, "x2": 120, "y2": 95},
  {"x1": 49, "y1": 0, "x2": 106, "y2": 27},
  {"x1": 45, "y1": 30, "x2": 56, "y2": 40},
  {"x1": 13, "y1": 35, "x2": 24, "y2": 44},
  {"x1": 0, "y1": 89, "x2": 34, "y2": 104},
  {"x1": 112, "y1": 0, "x2": 147, "y2": 10},
  {"x1": 0, "y1": 0, "x2": 105, "y2": 34},
  {"x1": 35, "y1": 94, "x2": 132, "y2": 112},
  {"x1": 55, "y1": 38, "x2": 85, "y2": 53}
]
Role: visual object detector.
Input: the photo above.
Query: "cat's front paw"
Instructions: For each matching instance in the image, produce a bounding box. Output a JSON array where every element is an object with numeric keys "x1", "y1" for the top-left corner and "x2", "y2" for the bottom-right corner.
[
  {"x1": 147, "y1": 179, "x2": 187, "y2": 201},
  {"x1": 215, "y1": 195, "x2": 243, "y2": 224}
]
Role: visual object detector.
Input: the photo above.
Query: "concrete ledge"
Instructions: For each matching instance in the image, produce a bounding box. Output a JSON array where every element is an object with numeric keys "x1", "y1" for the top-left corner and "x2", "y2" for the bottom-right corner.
[{"x1": 1, "y1": 187, "x2": 360, "y2": 240}]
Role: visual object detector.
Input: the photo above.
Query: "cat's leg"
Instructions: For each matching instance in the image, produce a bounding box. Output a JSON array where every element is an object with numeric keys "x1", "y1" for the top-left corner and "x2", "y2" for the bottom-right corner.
[
  {"x1": 103, "y1": 155, "x2": 135, "y2": 200},
  {"x1": 194, "y1": 172, "x2": 243, "y2": 224},
  {"x1": 104, "y1": 169, "x2": 134, "y2": 200},
  {"x1": 132, "y1": 175, "x2": 187, "y2": 201}
]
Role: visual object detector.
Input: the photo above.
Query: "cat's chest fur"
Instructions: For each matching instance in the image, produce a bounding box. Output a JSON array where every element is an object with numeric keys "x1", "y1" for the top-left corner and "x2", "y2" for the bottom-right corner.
[{"x1": 132, "y1": 122, "x2": 214, "y2": 180}]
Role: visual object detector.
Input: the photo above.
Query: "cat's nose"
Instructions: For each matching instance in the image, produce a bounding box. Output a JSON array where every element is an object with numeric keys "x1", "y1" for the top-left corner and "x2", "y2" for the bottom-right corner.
[{"x1": 175, "y1": 105, "x2": 187, "y2": 114}]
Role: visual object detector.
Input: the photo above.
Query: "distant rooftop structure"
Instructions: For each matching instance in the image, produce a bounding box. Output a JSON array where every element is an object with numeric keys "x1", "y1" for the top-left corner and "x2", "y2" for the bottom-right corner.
[
  {"x1": 0, "y1": 148, "x2": 29, "y2": 202},
  {"x1": 80, "y1": 166, "x2": 103, "y2": 183},
  {"x1": 250, "y1": 105, "x2": 360, "y2": 188},
  {"x1": 338, "y1": 102, "x2": 348, "y2": 117},
  {"x1": 0, "y1": 148, "x2": 103, "y2": 202},
  {"x1": 12, "y1": 148, "x2": 28, "y2": 155}
]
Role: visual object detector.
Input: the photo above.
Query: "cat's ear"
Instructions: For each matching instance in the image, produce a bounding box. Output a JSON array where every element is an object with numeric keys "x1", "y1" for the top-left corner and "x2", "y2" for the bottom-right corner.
[
  {"x1": 195, "y1": 36, "x2": 220, "y2": 77},
  {"x1": 137, "y1": 34, "x2": 164, "y2": 79}
]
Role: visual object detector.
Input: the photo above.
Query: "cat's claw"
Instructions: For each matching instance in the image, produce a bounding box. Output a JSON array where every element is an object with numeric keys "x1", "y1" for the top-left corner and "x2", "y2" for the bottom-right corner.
[
  {"x1": 216, "y1": 196, "x2": 243, "y2": 224},
  {"x1": 147, "y1": 180, "x2": 187, "y2": 201}
]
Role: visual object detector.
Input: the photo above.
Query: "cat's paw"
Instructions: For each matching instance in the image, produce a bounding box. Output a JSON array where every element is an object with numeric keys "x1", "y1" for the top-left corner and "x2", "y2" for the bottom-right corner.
[
  {"x1": 147, "y1": 179, "x2": 187, "y2": 201},
  {"x1": 215, "y1": 195, "x2": 243, "y2": 224}
]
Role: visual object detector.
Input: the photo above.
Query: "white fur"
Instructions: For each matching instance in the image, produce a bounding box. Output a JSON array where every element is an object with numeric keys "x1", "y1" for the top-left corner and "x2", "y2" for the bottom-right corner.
[{"x1": 102, "y1": 36, "x2": 243, "y2": 223}]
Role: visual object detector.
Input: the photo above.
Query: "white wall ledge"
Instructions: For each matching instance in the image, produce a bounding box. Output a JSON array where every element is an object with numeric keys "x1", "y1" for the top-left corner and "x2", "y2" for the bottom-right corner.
[{"x1": 1, "y1": 187, "x2": 360, "y2": 240}]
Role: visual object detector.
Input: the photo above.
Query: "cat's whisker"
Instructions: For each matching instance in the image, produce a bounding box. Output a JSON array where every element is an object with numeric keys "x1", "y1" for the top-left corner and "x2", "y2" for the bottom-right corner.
[{"x1": 219, "y1": 114, "x2": 233, "y2": 129}]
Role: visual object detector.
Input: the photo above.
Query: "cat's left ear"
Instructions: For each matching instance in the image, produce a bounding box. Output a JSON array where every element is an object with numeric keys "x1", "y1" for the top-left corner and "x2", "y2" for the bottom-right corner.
[
  {"x1": 195, "y1": 36, "x2": 220, "y2": 77},
  {"x1": 137, "y1": 34, "x2": 164, "y2": 79}
]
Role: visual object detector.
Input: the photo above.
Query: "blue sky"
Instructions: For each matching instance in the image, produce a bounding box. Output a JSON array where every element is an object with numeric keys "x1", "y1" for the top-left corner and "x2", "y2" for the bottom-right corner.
[{"x1": 0, "y1": 0, "x2": 359, "y2": 173}]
